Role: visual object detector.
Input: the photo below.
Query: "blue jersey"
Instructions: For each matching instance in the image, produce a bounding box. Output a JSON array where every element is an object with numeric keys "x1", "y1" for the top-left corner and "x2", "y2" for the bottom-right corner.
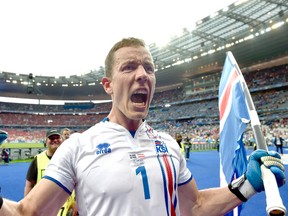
[{"x1": 45, "y1": 120, "x2": 192, "y2": 216}]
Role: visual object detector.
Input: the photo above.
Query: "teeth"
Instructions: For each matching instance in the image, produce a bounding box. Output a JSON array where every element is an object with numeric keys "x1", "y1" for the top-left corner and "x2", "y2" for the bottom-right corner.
[{"x1": 134, "y1": 89, "x2": 147, "y2": 94}]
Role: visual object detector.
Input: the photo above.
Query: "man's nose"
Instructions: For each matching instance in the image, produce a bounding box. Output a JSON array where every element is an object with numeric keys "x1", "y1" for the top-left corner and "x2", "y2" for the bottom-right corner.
[{"x1": 136, "y1": 65, "x2": 148, "y2": 82}]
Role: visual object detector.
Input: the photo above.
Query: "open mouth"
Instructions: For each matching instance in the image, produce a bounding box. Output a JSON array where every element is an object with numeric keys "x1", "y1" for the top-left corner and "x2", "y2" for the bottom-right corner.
[{"x1": 131, "y1": 91, "x2": 148, "y2": 105}]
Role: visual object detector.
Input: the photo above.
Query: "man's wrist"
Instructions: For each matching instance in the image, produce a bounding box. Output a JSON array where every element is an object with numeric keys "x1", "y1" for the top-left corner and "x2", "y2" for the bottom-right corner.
[
  {"x1": 228, "y1": 175, "x2": 256, "y2": 202},
  {"x1": 0, "y1": 196, "x2": 3, "y2": 209}
]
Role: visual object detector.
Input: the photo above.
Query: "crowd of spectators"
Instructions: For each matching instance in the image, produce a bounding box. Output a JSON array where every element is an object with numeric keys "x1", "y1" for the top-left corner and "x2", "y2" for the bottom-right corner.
[
  {"x1": 3, "y1": 128, "x2": 45, "y2": 144},
  {"x1": 0, "y1": 64, "x2": 287, "y2": 144},
  {"x1": 0, "y1": 113, "x2": 106, "y2": 128}
]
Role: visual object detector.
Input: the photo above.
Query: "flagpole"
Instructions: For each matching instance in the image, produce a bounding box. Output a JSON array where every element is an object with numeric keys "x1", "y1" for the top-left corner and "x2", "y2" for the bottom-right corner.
[{"x1": 227, "y1": 51, "x2": 286, "y2": 216}]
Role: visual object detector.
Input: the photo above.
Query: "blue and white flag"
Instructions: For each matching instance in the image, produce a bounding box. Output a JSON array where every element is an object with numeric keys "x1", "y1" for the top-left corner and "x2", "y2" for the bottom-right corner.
[{"x1": 219, "y1": 52, "x2": 250, "y2": 216}]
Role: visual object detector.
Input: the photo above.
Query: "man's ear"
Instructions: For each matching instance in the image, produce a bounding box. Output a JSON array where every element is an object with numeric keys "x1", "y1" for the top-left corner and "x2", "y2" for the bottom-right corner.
[{"x1": 102, "y1": 77, "x2": 113, "y2": 95}]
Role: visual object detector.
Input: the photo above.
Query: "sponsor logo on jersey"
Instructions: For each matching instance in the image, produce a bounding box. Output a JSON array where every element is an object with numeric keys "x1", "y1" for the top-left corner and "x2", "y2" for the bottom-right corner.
[
  {"x1": 96, "y1": 143, "x2": 111, "y2": 155},
  {"x1": 155, "y1": 140, "x2": 168, "y2": 153}
]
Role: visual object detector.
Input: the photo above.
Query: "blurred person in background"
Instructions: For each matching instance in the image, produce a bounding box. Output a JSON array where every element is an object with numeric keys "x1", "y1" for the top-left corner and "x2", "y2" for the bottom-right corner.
[
  {"x1": 24, "y1": 129, "x2": 76, "y2": 216},
  {"x1": 61, "y1": 128, "x2": 71, "y2": 140},
  {"x1": 272, "y1": 133, "x2": 284, "y2": 155},
  {"x1": 0, "y1": 130, "x2": 9, "y2": 164},
  {"x1": 183, "y1": 136, "x2": 192, "y2": 161},
  {"x1": 1, "y1": 147, "x2": 9, "y2": 165},
  {"x1": 175, "y1": 133, "x2": 183, "y2": 148}
]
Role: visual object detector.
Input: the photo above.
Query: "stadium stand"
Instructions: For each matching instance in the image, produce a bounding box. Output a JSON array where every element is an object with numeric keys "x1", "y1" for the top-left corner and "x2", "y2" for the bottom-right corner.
[{"x1": 0, "y1": 65, "x2": 287, "y2": 155}]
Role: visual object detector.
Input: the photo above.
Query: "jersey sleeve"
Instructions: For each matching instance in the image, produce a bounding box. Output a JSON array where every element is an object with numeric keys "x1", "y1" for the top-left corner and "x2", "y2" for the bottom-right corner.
[
  {"x1": 178, "y1": 153, "x2": 193, "y2": 185},
  {"x1": 43, "y1": 135, "x2": 79, "y2": 194}
]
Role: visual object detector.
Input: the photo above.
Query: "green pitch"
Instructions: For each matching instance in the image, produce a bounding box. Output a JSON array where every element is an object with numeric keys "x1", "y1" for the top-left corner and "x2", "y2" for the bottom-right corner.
[{"x1": 2, "y1": 143, "x2": 44, "y2": 149}]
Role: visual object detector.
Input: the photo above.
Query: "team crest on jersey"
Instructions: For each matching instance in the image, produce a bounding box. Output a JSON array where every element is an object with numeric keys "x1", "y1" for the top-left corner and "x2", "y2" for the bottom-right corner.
[
  {"x1": 155, "y1": 140, "x2": 168, "y2": 153},
  {"x1": 96, "y1": 143, "x2": 111, "y2": 155}
]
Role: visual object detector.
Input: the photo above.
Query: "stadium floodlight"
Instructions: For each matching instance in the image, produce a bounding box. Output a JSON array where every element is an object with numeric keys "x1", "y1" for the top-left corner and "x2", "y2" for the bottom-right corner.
[
  {"x1": 208, "y1": 49, "x2": 216, "y2": 54},
  {"x1": 265, "y1": 27, "x2": 272, "y2": 32},
  {"x1": 271, "y1": 21, "x2": 284, "y2": 29}
]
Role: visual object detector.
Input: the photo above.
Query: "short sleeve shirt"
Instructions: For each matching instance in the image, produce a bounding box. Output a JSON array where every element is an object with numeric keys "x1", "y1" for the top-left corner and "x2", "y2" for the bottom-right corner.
[{"x1": 44, "y1": 120, "x2": 192, "y2": 216}]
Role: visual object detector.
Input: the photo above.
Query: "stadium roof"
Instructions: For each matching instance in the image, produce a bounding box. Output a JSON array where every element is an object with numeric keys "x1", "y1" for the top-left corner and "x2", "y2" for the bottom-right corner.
[{"x1": 0, "y1": 0, "x2": 287, "y2": 101}]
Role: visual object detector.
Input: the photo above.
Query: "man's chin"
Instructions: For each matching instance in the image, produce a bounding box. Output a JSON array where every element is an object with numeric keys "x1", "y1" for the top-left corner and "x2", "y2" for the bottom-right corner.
[{"x1": 129, "y1": 112, "x2": 147, "y2": 121}]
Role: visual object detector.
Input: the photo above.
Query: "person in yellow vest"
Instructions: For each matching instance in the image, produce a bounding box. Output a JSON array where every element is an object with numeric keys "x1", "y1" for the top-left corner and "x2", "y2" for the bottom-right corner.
[
  {"x1": 183, "y1": 136, "x2": 192, "y2": 161},
  {"x1": 24, "y1": 129, "x2": 76, "y2": 216}
]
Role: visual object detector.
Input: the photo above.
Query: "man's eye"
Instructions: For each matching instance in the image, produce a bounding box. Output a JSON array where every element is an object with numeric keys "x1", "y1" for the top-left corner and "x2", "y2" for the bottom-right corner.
[
  {"x1": 123, "y1": 64, "x2": 136, "y2": 72},
  {"x1": 144, "y1": 65, "x2": 154, "y2": 73}
]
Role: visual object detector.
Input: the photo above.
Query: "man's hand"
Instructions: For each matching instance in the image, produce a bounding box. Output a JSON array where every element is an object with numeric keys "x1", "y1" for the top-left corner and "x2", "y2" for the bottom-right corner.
[
  {"x1": 246, "y1": 149, "x2": 285, "y2": 192},
  {"x1": 229, "y1": 149, "x2": 286, "y2": 202}
]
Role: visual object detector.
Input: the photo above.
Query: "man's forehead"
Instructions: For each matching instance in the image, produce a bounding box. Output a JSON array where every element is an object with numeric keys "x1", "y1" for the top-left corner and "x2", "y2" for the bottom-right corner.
[{"x1": 114, "y1": 46, "x2": 153, "y2": 63}]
